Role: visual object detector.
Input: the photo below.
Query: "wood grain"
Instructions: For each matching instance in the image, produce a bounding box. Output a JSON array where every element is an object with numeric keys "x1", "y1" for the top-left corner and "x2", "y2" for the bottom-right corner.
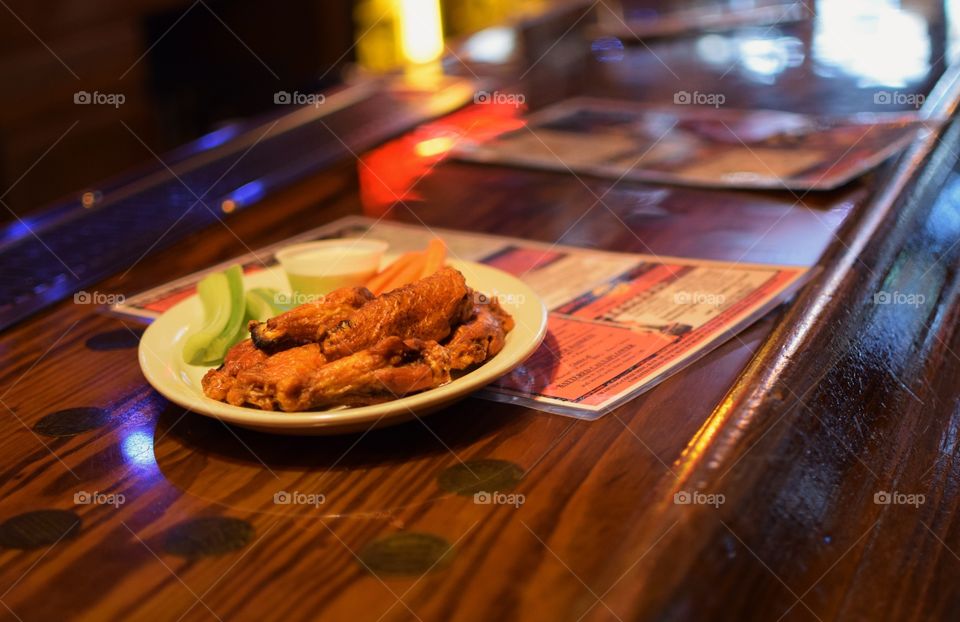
[{"x1": 1, "y1": 3, "x2": 958, "y2": 621}]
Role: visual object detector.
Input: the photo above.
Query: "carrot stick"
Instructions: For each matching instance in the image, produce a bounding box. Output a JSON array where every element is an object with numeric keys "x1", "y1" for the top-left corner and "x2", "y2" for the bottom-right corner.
[
  {"x1": 366, "y1": 252, "x2": 416, "y2": 294},
  {"x1": 421, "y1": 238, "x2": 447, "y2": 278},
  {"x1": 384, "y1": 251, "x2": 427, "y2": 292}
]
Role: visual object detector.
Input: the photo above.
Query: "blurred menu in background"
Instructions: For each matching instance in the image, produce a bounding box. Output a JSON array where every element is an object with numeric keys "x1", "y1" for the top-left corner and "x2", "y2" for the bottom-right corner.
[{"x1": 454, "y1": 97, "x2": 937, "y2": 191}]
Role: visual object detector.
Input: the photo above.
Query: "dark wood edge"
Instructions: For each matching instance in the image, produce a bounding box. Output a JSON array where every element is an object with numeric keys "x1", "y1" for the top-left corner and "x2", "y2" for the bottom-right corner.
[
  {"x1": 598, "y1": 65, "x2": 960, "y2": 618},
  {"x1": 680, "y1": 72, "x2": 960, "y2": 481}
]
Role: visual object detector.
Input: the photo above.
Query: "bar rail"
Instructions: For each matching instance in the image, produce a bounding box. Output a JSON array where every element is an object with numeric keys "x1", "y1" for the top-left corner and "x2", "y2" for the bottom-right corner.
[{"x1": 604, "y1": 65, "x2": 960, "y2": 620}]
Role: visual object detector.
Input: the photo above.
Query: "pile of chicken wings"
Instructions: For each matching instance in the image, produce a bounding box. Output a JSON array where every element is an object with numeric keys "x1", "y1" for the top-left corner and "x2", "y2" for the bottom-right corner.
[{"x1": 202, "y1": 267, "x2": 514, "y2": 411}]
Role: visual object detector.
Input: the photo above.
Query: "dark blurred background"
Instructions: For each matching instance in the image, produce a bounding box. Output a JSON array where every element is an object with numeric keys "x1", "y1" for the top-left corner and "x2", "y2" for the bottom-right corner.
[
  {"x1": 0, "y1": 0, "x2": 538, "y2": 219},
  {"x1": 7, "y1": 0, "x2": 903, "y2": 221},
  {"x1": 0, "y1": 0, "x2": 360, "y2": 219}
]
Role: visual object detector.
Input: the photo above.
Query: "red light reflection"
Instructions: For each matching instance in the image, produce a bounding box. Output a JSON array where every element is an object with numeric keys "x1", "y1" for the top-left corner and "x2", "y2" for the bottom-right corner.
[{"x1": 358, "y1": 101, "x2": 526, "y2": 216}]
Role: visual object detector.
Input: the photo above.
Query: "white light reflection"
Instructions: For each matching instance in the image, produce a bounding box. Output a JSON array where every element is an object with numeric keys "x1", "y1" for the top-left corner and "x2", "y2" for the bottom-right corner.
[
  {"x1": 739, "y1": 36, "x2": 804, "y2": 83},
  {"x1": 462, "y1": 26, "x2": 517, "y2": 64},
  {"x1": 121, "y1": 429, "x2": 157, "y2": 469},
  {"x1": 696, "y1": 32, "x2": 804, "y2": 83},
  {"x1": 813, "y1": 0, "x2": 930, "y2": 87},
  {"x1": 948, "y1": 0, "x2": 960, "y2": 64},
  {"x1": 696, "y1": 34, "x2": 735, "y2": 65}
]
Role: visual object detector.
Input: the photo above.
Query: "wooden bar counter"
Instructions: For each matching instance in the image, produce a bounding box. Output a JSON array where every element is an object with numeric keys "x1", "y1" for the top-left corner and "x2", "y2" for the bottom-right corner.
[{"x1": 2, "y1": 2, "x2": 960, "y2": 620}]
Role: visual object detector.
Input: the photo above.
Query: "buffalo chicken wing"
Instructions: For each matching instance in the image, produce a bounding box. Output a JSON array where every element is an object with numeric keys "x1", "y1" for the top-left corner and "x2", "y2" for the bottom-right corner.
[
  {"x1": 321, "y1": 266, "x2": 473, "y2": 359},
  {"x1": 202, "y1": 267, "x2": 514, "y2": 411},
  {"x1": 249, "y1": 287, "x2": 374, "y2": 353}
]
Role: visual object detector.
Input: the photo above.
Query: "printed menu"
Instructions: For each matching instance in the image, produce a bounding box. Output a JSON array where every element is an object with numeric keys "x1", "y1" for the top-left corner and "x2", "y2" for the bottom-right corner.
[
  {"x1": 453, "y1": 97, "x2": 937, "y2": 191},
  {"x1": 114, "y1": 217, "x2": 809, "y2": 419}
]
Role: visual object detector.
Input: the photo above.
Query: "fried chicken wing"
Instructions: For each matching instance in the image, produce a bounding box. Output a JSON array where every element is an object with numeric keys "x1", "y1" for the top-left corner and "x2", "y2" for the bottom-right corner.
[
  {"x1": 444, "y1": 298, "x2": 514, "y2": 370},
  {"x1": 487, "y1": 297, "x2": 515, "y2": 332},
  {"x1": 200, "y1": 266, "x2": 517, "y2": 412},
  {"x1": 210, "y1": 337, "x2": 450, "y2": 411},
  {"x1": 249, "y1": 287, "x2": 374, "y2": 353},
  {"x1": 201, "y1": 339, "x2": 269, "y2": 401},
  {"x1": 321, "y1": 267, "x2": 473, "y2": 360},
  {"x1": 202, "y1": 341, "x2": 328, "y2": 409}
]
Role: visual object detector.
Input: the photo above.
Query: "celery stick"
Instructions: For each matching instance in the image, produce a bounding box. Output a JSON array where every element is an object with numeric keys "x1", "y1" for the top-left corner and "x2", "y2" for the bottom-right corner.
[
  {"x1": 248, "y1": 287, "x2": 292, "y2": 315},
  {"x1": 245, "y1": 288, "x2": 281, "y2": 321},
  {"x1": 181, "y1": 265, "x2": 245, "y2": 365},
  {"x1": 182, "y1": 272, "x2": 231, "y2": 365},
  {"x1": 193, "y1": 265, "x2": 246, "y2": 364}
]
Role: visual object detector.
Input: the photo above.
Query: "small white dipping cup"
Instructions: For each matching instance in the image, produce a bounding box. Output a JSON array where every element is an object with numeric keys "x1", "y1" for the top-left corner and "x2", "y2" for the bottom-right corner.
[{"x1": 274, "y1": 239, "x2": 388, "y2": 297}]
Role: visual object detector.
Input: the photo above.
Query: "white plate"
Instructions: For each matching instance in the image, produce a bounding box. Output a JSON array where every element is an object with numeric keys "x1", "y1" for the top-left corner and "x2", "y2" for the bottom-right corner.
[{"x1": 138, "y1": 260, "x2": 547, "y2": 435}]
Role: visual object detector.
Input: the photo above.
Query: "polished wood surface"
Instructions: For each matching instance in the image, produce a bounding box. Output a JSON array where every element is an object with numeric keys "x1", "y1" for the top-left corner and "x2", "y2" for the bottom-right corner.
[{"x1": 2, "y1": 2, "x2": 959, "y2": 621}]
